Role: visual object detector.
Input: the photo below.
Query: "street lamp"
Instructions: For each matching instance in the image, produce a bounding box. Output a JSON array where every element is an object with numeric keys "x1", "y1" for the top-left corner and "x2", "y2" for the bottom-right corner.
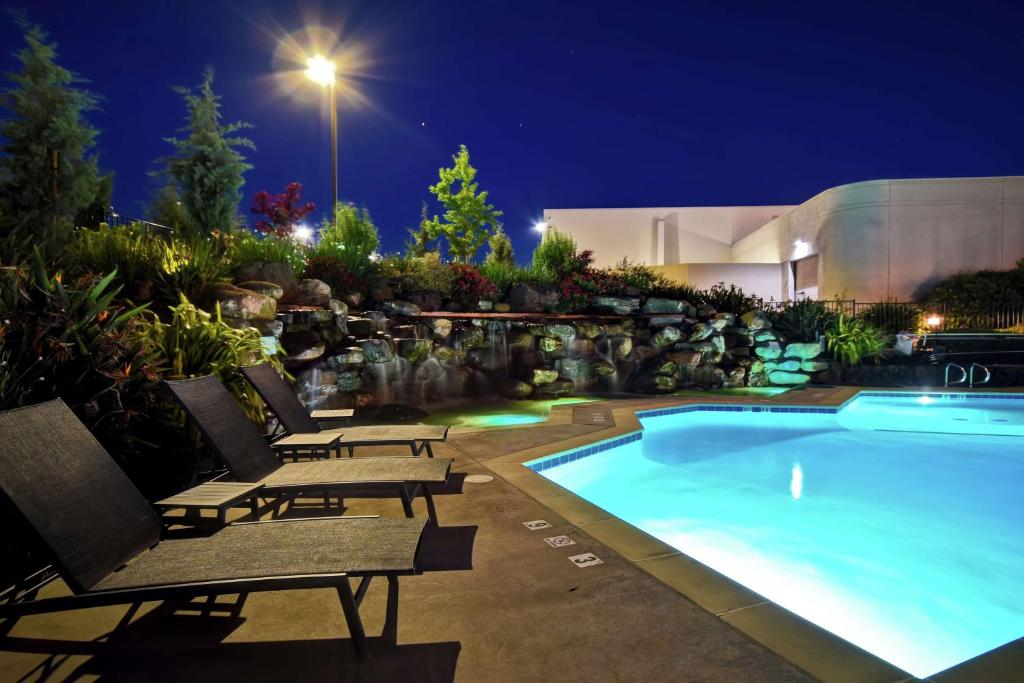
[{"x1": 305, "y1": 55, "x2": 338, "y2": 212}]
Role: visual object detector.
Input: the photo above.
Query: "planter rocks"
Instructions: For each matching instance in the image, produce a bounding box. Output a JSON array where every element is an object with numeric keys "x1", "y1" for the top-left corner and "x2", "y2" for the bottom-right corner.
[
  {"x1": 642, "y1": 298, "x2": 689, "y2": 314},
  {"x1": 530, "y1": 368, "x2": 559, "y2": 385},
  {"x1": 281, "y1": 328, "x2": 326, "y2": 363},
  {"x1": 234, "y1": 261, "x2": 297, "y2": 297},
  {"x1": 592, "y1": 296, "x2": 640, "y2": 315},
  {"x1": 506, "y1": 283, "x2": 560, "y2": 312},
  {"x1": 382, "y1": 300, "x2": 422, "y2": 317},
  {"x1": 361, "y1": 339, "x2": 394, "y2": 363},
  {"x1": 212, "y1": 283, "x2": 277, "y2": 321},
  {"x1": 237, "y1": 280, "x2": 285, "y2": 300},
  {"x1": 768, "y1": 370, "x2": 811, "y2": 385},
  {"x1": 397, "y1": 338, "x2": 432, "y2": 363},
  {"x1": 784, "y1": 342, "x2": 823, "y2": 359}
]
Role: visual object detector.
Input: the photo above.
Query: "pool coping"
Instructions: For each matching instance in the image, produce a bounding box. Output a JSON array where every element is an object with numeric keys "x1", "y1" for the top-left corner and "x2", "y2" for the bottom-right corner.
[{"x1": 475, "y1": 386, "x2": 1024, "y2": 683}]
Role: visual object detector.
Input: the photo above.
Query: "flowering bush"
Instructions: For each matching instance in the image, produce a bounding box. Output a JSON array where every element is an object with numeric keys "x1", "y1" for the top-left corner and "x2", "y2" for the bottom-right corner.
[
  {"x1": 250, "y1": 182, "x2": 316, "y2": 236},
  {"x1": 305, "y1": 254, "x2": 363, "y2": 296},
  {"x1": 449, "y1": 264, "x2": 498, "y2": 307},
  {"x1": 558, "y1": 269, "x2": 626, "y2": 312}
]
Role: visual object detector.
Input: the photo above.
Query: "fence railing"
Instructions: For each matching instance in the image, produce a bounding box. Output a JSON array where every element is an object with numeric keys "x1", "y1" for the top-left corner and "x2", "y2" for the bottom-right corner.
[{"x1": 755, "y1": 299, "x2": 1024, "y2": 333}]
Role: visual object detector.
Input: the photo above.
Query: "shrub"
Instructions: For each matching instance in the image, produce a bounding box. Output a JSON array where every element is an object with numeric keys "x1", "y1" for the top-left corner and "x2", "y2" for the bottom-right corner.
[
  {"x1": 450, "y1": 264, "x2": 498, "y2": 306},
  {"x1": 304, "y1": 254, "x2": 363, "y2": 297},
  {"x1": 769, "y1": 299, "x2": 838, "y2": 343},
  {"x1": 857, "y1": 299, "x2": 922, "y2": 334},
  {"x1": 824, "y1": 313, "x2": 888, "y2": 366},
  {"x1": 558, "y1": 269, "x2": 626, "y2": 313},
  {"x1": 485, "y1": 227, "x2": 515, "y2": 266},
  {"x1": 479, "y1": 260, "x2": 530, "y2": 297},
  {"x1": 377, "y1": 253, "x2": 455, "y2": 300},
  {"x1": 133, "y1": 294, "x2": 282, "y2": 423},
  {"x1": 313, "y1": 203, "x2": 380, "y2": 278},
  {"x1": 530, "y1": 232, "x2": 588, "y2": 284},
  {"x1": 919, "y1": 263, "x2": 1024, "y2": 311},
  {"x1": 66, "y1": 224, "x2": 232, "y2": 306},
  {"x1": 698, "y1": 282, "x2": 758, "y2": 314},
  {"x1": 227, "y1": 232, "x2": 307, "y2": 277}
]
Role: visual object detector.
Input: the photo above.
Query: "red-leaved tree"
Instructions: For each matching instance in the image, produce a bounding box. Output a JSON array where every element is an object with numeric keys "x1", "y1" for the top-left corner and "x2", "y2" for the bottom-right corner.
[{"x1": 250, "y1": 182, "x2": 316, "y2": 236}]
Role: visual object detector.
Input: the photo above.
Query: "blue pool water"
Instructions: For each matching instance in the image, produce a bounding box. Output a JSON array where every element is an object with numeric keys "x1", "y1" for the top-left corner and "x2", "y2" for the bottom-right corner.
[{"x1": 531, "y1": 393, "x2": 1024, "y2": 678}]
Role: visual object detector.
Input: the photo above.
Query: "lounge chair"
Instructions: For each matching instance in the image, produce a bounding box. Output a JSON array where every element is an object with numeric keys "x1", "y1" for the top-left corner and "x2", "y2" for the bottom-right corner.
[
  {"x1": 0, "y1": 399, "x2": 426, "y2": 658},
  {"x1": 165, "y1": 376, "x2": 451, "y2": 523},
  {"x1": 241, "y1": 364, "x2": 450, "y2": 458}
]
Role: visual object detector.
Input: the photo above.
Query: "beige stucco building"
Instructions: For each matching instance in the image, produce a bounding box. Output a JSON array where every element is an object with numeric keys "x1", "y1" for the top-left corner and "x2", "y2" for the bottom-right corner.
[{"x1": 543, "y1": 176, "x2": 1024, "y2": 302}]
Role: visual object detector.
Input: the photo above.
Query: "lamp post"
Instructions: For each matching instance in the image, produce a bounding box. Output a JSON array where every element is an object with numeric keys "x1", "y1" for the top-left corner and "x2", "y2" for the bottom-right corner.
[{"x1": 305, "y1": 55, "x2": 338, "y2": 212}]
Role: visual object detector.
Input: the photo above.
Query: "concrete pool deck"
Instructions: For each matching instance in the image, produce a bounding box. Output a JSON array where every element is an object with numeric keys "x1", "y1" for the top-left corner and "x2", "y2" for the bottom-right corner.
[{"x1": 1, "y1": 386, "x2": 1020, "y2": 682}]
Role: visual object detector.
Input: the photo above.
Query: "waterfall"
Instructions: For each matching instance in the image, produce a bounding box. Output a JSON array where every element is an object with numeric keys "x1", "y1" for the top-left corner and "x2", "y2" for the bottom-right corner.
[{"x1": 485, "y1": 319, "x2": 511, "y2": 375}]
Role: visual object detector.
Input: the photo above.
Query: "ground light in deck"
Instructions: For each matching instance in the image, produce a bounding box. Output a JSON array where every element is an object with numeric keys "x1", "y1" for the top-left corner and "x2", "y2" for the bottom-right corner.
[
  {"x1": 420, "y1": 397, "x2": 596, "y2": 428},
  {"x1": 527, "y1": 393, "x2": 1024, "y2": 678}
]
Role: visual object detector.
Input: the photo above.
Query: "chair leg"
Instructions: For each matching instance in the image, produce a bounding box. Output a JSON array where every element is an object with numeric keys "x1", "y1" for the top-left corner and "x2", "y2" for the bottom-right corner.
[
  {"x1": 399, "y1": 486, "x2": 415, "y2": 517},
  {"x1": 347, "y1": 445, "x2": 355, "y2": 458},
  {"x1": 381, "y1": 576, "x2": 399, "y2": 647},
  {"x1": 337, "y1": 578, "x2": 369, "y2": 659},
  {"x1": 424, "y1": 441, "x2": 435, "y2": 459},
  {"x1": 422, "y1": 487, "x2": 439, "y2": 525},
  {"x1": 409, "y1": 442, "x2": 418, "y2": 457}
]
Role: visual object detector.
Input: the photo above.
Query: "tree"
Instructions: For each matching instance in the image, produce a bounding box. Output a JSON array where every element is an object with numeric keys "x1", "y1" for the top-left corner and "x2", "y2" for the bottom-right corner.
[
  {"x1": 485, "y1": 226, "x2": 514, "y2": 266},
  {"x1": 0, "y1": 19, "x2": 102, "y2": 247},
  {"x1": 421, "y1": 145, "x2": 502, "y2": 263},
  {"x1": 161, "y1": 69, "x2": 253, "y2": 235},
  {"x1": 405, "y1": 201, "x2": 433, "y2": 257},
  {"x1": 250, "y1": 182, "x2": 316, "y2": 236},
  {"x1": 147, "y1": 180, "x2": 188, "y2": 232}
]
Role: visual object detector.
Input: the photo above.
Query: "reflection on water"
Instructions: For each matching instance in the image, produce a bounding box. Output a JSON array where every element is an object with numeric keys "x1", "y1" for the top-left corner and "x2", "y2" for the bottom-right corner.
[{"x1": 790, "y1": 462, "x2": 803, "y2": 500}]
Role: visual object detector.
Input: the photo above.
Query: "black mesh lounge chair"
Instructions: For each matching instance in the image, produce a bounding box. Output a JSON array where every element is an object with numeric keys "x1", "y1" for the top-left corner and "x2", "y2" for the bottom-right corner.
[
  {"x1": 165, "y1": 376, "x2": 451, "y2": 523},
  {"x1": 0, "y1": 399, "x2": 427, "y2": 658},
  {"x1": 241, "y1": 364, "x2": 450, "y2": 458}
]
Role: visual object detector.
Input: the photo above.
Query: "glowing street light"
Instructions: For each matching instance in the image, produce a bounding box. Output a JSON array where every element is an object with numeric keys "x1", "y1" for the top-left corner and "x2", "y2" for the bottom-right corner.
[
  {"x1": 305, "y1": 55, "x2": 339, "y2": 212},
  {"x1": 925, "y1": 313, "x2": 943, "y2": 330}
]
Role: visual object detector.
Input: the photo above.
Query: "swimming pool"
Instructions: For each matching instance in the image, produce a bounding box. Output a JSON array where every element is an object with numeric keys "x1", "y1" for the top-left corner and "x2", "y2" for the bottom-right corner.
[{"x1": 528, "y1": 392, "x2": 1024, "y2": 678}]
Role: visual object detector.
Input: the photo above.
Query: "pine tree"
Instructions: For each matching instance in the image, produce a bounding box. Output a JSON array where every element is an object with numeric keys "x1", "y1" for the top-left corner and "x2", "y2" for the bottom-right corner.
[
  {"x1": 421, "y1": 145, "x2": 502, "y2": 263},
  {"x1": 0, "y1": 19, "x2": 102, "y2": 247},
  {"x1": 161, "y1": 69, "x2": 253, "y2": 235},
  {"x1": 405, "y1": 201, "x2": 433, "y2": 257},
  {"x1": 485, "y1": 227, "x2": 514, "y2": 266}
]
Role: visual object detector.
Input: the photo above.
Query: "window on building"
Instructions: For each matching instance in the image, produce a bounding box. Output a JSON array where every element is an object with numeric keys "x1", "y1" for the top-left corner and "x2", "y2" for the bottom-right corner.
[{"x1": 793, "y1": 254, "x2": 818, "y2": 295}]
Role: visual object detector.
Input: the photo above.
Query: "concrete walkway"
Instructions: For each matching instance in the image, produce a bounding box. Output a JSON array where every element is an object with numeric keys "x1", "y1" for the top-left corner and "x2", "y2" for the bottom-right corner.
[{"x1": 0, "y1": 431, "x2": 812, "y2": 682}]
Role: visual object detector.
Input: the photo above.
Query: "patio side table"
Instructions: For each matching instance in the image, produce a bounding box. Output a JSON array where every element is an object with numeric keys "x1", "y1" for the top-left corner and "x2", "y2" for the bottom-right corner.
[
  {"x1": 271, "y1": 432, "x2": 342, "y2": 460},
  {"x1": 155, "y1": 482, "x2": 264, "y2": 527}
]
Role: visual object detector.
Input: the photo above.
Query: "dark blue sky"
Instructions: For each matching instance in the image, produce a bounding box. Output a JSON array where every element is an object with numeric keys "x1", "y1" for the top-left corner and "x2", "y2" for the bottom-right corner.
[{"x1": 4, "y1": 1, "x2": 1023, "y2": 260}]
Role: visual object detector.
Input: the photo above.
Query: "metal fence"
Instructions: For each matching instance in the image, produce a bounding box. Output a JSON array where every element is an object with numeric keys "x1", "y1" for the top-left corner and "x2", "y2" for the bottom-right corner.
[{"x1": 755, "y1": 299, "x2": 1024, "y2": 333}]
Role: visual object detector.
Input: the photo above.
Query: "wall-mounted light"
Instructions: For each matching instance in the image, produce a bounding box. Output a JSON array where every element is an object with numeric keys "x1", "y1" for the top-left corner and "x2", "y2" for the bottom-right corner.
[
  {"x1": 533, "y1": 220, "x2": 549, "y2": 233},
  {"x1": 792, "y1": 239, "x2": 811, "y2": 260}
]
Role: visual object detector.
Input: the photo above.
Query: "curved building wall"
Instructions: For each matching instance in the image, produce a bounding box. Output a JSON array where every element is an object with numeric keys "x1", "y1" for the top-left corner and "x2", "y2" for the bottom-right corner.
[{"x1": 732, "y1": 176, "x2": 1024, "y2": 301}]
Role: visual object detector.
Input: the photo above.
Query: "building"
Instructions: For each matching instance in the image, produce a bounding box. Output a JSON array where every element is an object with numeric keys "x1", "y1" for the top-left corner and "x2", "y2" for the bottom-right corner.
[{"x1": 543, "y1": 176, "x2": 1024, "y2": 302}]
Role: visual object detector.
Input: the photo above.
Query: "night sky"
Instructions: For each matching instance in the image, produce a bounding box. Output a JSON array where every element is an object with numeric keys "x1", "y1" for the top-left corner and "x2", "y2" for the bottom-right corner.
[{"x1": 3, "y1": 1, "x2": 1023, "y2": 260}]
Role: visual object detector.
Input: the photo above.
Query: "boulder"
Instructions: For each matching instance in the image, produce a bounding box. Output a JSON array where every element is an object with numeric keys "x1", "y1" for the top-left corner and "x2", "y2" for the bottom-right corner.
[
  {"x1": 712, "y1": 312, "x2": 736, "y2": 328},
  {"x1": 765, "y1": 360, "x2": 801, "y2": 372},
  {"x1": 297, "y1": 369, "x2": 338, "y2": 402},
  {"x1": 723, "y1": 367, "x2": 747, "y2": 388},
  {"x1": 509, "y1": 331, "x2": 535, "y2": 350},
  {"x1": 591, "y1": 296, "x2": 640, "y2": 315},
  {"x1": 346, "y1": 317, "x2": 375, "y2": 337},
  {"x1": 611, "y1": 336, "x2": 633, "y2": 360},
  {"x1": 538, "y1": 337, "x2": 564, "y2": 354},
  {"x1": 801, "y1": 360, "x2": 830, "y2": 372},
  {"x1": 697, "y1": 304, "x2": 716, "y2": 319},
  {"x1": 591, "y1": 359, "x2": 616, "y2": 376},
  {"x1": 784, "y1": 342, "x2": 824, "y2": 360},
  {"x1": 652, "y1": 326, "x2": 681, "y2": 347},
  {"x1": 429, "y1": 318, "x2": 453, "y2": 339},
  {"x1": 337, "y1": 370, "x2": 364, "y2": 392},
  {"x1": 432, "y1": 345, "x2": 465, "y2": 364},
  {"x1": 406, "y1": 291, "x2": 442, "y2": 312},
  {"x1": 689, "y1": 323, "x2": 714, "y2": 342},
  {"x1": 740, "y1": 310, "x2": 772, "y2": 331},
  {"x1": 328, "y1": 298, "x2": 349, "y2": 319},
  {"x1": 665, "y1": 351, "x2": 702, "y2": 368},
  {"x1": 456, "y1": 327, "x2": 486, "y2": 349},
  {"x1": 649, "y1": 360, "x2": 678, "y2": 376},
  {"x1": 728, "y1": 346, "x2": 751, "y2": 358},
  {"x1": 748, "y1": 371, "x2": 771, "y2": 387},
  {"x1": 493, "y1": 302, "x2": 511, "y2": 313},
  {"x1": 534, "y1": 378, "x2": 575, "y2": 397},
  {"x1": 382, "y1": 300, "x2": 422, "y2": 317},
  {"x1": 280, "y1": 328, "x2": 325, "y2": 362},
  {"x1": 397, "y1": 338, "x2": 432, "y2": 363},
  {"x1": 307, "y1": 309, "x2": 334, "y2": 325},
  {"x1": 234, "y1": 261, "x2": 297, "y2": 297},
  {"x1": 361, "y1": 339, "x2": 394, "y2": 363},
  {"x1": 575, "y1": 321, "x2": 602, "y2": 339},
  {"x1": 642, "y1": 298, "x2": 689, "y2": 314},
  {"x1": 630, "y1": 345, "x2": 660, "y2": 361},
  {"x1": 648, "y1": 315, "x2": 686, "y2": 327},
  {"x1": 327, "y1": 348, "x2": 365, "y2": 369},
  {"x1": 768, "y1": 370, "x2": 811, "y2": 385},
  {"x1": 755, "y1": 344, "x2": 782, "y2": 360},
  {"x1": 285, "y1": 279, "x2": 332, "y2": 306},
  {"x1": 693, "y1": 335, "x2": 726, "y2": 354},
  {"x1": 237, "y1": 280, "x2": 284, "y2": 300},
  {"x1": 569, "y1": 338, "x2": 597, "y2": 356},
  {"x1": 541, "y1": 324, "x2": 576, "y2": 339},
  {"x1": 754, "y1": 330, "x2": 778, "y2": 343},
  {"x1": 251, "y1": 319, "x2": 284, "y2": 338},
  {"x1": 603, "y1": 323, "x2": 633, "y2": 337},
  {"x1": 341, "y1": 291, "x2": 363, "y2": 308},
  {"x1": 691, "y1": 365, "x2": 726, "y2": 387},
  {"x1": 500, "y1": 379, "x2": 534, "y2": 399},
  {"x1": 212, "y1": 283, "x2": 277, "y2": 321},
  {"x1": 531, "y1": 368, "x2": 559, "y2": 385},
  {"x1": 631, "y1": 373, "x2": 677, "y2": 393},
  {"x1": 506, "y1": 283, "x2": 560, "y2": 312},
  {"x1": 559, "y1": 358, "x2": 593, "y2": 382}
]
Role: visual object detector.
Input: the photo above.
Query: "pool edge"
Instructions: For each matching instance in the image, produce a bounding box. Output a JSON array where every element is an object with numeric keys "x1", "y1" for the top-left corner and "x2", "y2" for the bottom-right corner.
[{"x1": 477, "y1": 388, "x2": 1024, "y2": 683}]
